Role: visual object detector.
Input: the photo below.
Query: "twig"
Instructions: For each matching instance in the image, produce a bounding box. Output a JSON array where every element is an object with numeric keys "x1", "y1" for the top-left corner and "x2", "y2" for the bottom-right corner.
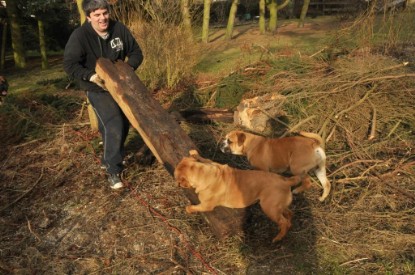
[
  {"x1": 328, "y1": 159, "x2": 385, "y2": 177},
  {"x1": 386, "y1": 120, "x2": 401, "y2": 139},
  {"x1": 13, "y1": 138, "x2": 46, "y2": 149},
  {"x1": 0, "y1": 168, "x2": 44, "y2": 212},
  {"x1": 340, "y1": 257, "x2": 370, "y2": 266},
  {"x1": 45, "y1": 122, "x2": 91, "y2": 128},
  {"x1": 206, "y1": 90, "x2": 217, "y2": 107},
  {"x1": 326, "y1": 71, "x2": 415, "y2": 96},
  {"x1": 367, "y1": 100, "x2": 377, "y2": 141},
  {"x1": 361, "y1": 73, "x2": 415, "y2": 83},
  {"x1": 336, "y1": 160, "x2": 415, "y2": 200},
  {"x1": 321, "y1": 236, "x2": 343, "y2": 245},
  {"x1": 318, "y1": 111, "x2": 336, "y2": 137},
  {"x1": 77, "y1": 101, "x2": 87, "y2": 120},
  {"x1": 27, "y1": 219, "x2": 41, "y2": 242},
  {"x1": 336, "y1": 176, "x2": 369, "y2": 183},
  {"x1": 376, "y1": 161, "x2": 415, "y2": 201},
  {"x1": 309, "y1": 46, "x2": 328, "y2": 58},
  {"x1": 325, "y1": 125, "x2": 336, "y2": 143},
  {"x1": 374, "y1": 61, "x2": 408, "y2": 74},
  {"x1": 255, "y1": 44, "x2": 278, "y2": 58},
  {"x1": 280, "y1": 115, "x2": 316, "y2": 137},
  {"x1": 382, "y1": 179, "x2": 415, "y2": 201},
  {"x1": 334, "y1": 86, "x2": 376, "y2": 119}
]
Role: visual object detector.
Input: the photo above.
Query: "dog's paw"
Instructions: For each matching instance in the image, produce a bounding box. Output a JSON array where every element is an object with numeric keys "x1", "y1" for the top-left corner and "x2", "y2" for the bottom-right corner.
[
  {"x1": 272, "y1": 235, "x2": 283, "y2": 243},
  {"x1": 185, "y1": 205, "x2": 194, "y2": 214},
  {"x1": 319, "y1": 193, "x2": 329, "y2": 202}
]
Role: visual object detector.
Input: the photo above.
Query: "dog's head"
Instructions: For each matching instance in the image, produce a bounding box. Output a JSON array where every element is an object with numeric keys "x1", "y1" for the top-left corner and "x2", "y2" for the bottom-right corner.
[
  {"x1": 174, "y1": 157, "x2": 195, "y2": 188},
  {"x1": 220, "y1": 130, "x2": 247, "y2": 155},
  {"x1": 175, "y1": 154, "x2": 223, "y2": 193}
]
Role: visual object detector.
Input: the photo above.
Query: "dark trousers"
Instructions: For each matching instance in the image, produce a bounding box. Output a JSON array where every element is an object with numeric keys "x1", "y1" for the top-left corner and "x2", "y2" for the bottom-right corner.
[{"x1": 87, "y1": 91, "x2": 129, "y2": 174}]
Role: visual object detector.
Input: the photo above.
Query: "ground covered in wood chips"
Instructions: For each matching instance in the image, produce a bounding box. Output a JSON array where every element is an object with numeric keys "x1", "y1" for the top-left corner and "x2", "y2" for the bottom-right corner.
[{"x1": 1, "y1": 18, "x2": 415, "y2": 274}]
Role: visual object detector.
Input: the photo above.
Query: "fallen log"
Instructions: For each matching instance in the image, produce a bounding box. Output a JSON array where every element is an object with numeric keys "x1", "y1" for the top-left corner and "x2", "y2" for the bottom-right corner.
[
  {"x1": 173, "y1": 108, "x2": 234, "y2": 124},
  {"x1": 95, "y1": 58, "x2": 245, "y2": 238}
]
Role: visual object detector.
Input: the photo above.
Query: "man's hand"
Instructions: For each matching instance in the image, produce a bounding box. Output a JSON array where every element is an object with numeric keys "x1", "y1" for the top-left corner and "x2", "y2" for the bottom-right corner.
[{"x1": 90, "y1": 74, "x2": 108, "y2": 91}]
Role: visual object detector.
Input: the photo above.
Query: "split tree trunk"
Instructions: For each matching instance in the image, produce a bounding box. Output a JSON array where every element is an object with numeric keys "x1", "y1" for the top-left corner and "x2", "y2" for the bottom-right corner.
[{"x1": 95, "y1": 58, "x2": 246, "y2": 238}]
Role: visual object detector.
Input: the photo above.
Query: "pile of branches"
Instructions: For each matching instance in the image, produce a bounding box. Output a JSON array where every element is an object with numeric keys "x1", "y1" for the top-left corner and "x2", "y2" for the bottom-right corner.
[{"x1": 240, "y1": 51, "x2": 415, "y2": 270}]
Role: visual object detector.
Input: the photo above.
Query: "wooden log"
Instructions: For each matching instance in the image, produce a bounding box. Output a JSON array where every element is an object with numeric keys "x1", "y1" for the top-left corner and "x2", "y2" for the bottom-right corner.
[
  {"x1": 86, "y1": 99, "x2": 99, "y2": 130},
  {"x1": 95, "y1": 58, "x2": 245, "y2": 238},
  {"x1": 173, "y1": 108, "x2": 234, "y2": 124}
]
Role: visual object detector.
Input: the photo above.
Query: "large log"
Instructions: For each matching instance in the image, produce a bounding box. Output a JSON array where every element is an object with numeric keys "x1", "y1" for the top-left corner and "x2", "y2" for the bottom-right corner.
[
  {"x1": 173, "y1": 108, "x2": 234, "y2": 124},
  {"x1": 95, "y1": 58, "x2": 245, "y2": 238}
]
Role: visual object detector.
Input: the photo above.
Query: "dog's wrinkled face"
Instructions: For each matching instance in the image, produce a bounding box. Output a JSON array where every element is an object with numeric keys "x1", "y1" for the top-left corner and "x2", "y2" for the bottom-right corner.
[
  {"x1": 220, "y1": 131, "x2": 246, "y2": 155},
  {"x1": 174, "y1": 157, "x2": 193, "y2": 188}
]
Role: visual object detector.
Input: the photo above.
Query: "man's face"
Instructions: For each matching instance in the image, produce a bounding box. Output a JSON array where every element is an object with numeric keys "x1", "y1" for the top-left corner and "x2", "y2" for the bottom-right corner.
[{"x1": 87, "y1": 8, "x2": 110, "y2": 33}]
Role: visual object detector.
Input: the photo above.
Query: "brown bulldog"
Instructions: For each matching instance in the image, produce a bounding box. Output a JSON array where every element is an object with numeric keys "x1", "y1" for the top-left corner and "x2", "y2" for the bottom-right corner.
[
  {"x1": 174, "y1": 150, "x2": 302, "y2": 242},
  {"x1": 221, "y1": 130, "x2": 331, "y2": 202}
]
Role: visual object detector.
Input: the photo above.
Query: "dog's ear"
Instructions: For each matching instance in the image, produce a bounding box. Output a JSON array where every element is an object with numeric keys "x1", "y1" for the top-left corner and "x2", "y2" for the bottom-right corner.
[{"x1": 236, "y1": 132, "x2": 246, "y2": 146}]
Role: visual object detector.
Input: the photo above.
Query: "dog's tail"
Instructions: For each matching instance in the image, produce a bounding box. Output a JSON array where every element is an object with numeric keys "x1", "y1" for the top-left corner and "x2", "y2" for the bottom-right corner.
[{"x1": 299, "y1": 131, "x2": 324, "y2": 146}]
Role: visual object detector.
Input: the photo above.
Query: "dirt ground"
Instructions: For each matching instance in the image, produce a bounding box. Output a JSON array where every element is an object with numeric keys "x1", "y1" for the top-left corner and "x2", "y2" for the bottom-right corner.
[{"x1": 1, "y1": 18, "x2": 414, "y2": 274}]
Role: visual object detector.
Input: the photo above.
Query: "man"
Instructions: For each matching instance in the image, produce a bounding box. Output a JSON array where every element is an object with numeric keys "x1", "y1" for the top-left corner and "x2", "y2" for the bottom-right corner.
[{"x1": 63, "y1": 0, "x2": 143, "y2": 189}]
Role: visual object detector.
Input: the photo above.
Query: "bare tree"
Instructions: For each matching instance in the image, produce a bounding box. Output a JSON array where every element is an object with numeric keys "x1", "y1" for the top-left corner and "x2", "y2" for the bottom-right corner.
[
  {"x1": 75, "y1": 0, "x2": 98, "y2": 131},
  {"x1": 202, "y1": 0, "x2": 211, "y2": 43},
  {"x1": 37, "y1": 19, "x2": 48, "y2": 69},
  {"x1": 268, "y1": 0, "x2": 290, "y2": 33},
  {"x1": 259, "y1": 0, "x2": 266, "y2": 34},
  {"x1": 225, "y1": 0, "x2": 239, "y2": 40},
  {"x1": 298, "y1": 0, "x2": 310, "y2": 27},
  {"x1": 6, "y1": 0, "x2": 26, "y2": 69},
  {"x1": 76, "y1": 0, "x2": 86, "y2": 24},
  {"x1": 0, "y1": 1, "x2": 6, "y2": 70},
  {"x1": 1, "y1": 21, "x2": 6, "y2": 70},
  {"x1": 268, "y1": 0, "x2": 277, "y2": 32},
  {"x1": 181, "y1": 0, "x2": 192, "y2": 38}
]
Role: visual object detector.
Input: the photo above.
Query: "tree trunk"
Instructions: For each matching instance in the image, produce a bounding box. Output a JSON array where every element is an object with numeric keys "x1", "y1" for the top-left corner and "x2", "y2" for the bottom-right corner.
[
  {"x1": 181, "y1": 0, "x2": 193, "y2": 38},
  {"x1": 298, "y1": 0, "x2": 310, "y2": 28},
  {"x1": 38, "y1": 19, "x2": 49, "y2": 70},
  {"x1": 1, "y1": 22, "x2": 7, "y2": 70},
  {"x1": 225, "y1": 0, "x2": 239, "y2": 40},
  {"x1": 6, "y1": 0, "x2": 26, "y2": 69},
  {"x1": 202, "y1": 0, "x2": 211, "y2": 43},
  {"x1": 95, "y1": 58, "x2": 247, "y2": 239},
  {"x1": 268, "y1": 0, "x2": 277, "y2": 33},
  {"x1": 76, "y1": 0, "x2": 98, "y2": 131},
  {"x1": 76, "y1": 0, "x2": 86, "y2": 24},
  {"x1": 269, "y1": 0, "x2": 290, "y2": 33},
  {"x1": 259, "y1": 0, "x2": 266, "y2": 35}
]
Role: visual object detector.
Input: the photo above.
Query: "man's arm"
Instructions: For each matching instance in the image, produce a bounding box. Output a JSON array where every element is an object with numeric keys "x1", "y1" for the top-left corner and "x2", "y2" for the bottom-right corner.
[
  {"x1": 63, "y1": 29, "x2": 95, "y2": 81},
  {"x1": 123, "y1": 27, "x2": 144, "y2": 70}
]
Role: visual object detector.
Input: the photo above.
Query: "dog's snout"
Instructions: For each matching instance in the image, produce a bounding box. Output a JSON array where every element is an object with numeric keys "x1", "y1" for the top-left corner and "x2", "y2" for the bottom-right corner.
[{"x1": 220, "y1": 139, "x2": 230, "y2": 153}]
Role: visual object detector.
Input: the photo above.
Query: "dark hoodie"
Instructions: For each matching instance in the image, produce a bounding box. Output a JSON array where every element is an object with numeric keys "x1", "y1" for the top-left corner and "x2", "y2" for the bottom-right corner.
[{"x1": 63, "y1": 19, "x2": 143, "y2": 93}]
